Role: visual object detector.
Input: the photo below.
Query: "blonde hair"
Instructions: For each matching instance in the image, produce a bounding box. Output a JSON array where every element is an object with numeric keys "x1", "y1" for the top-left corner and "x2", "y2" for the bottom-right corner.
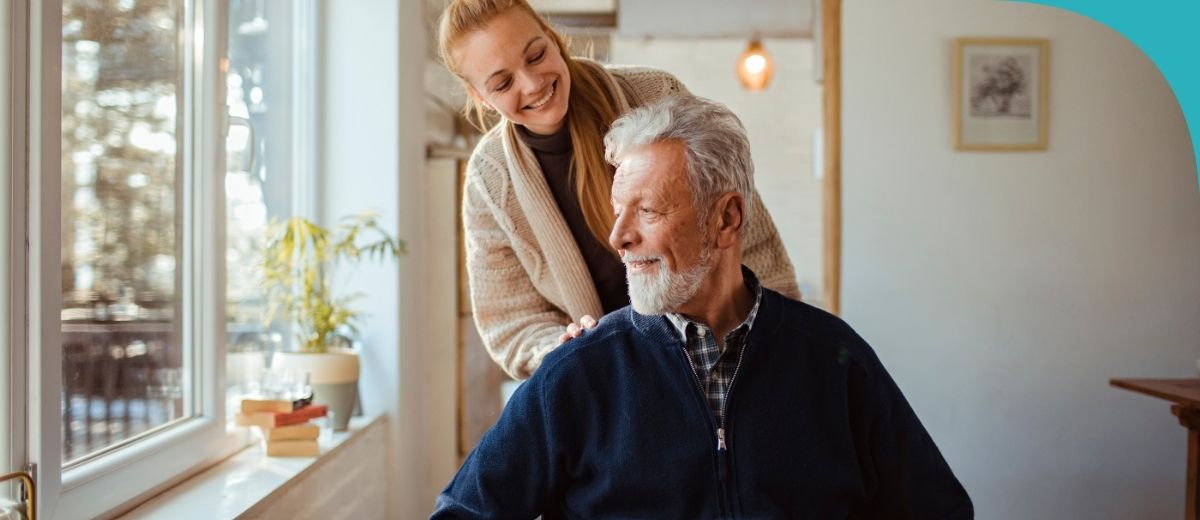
[{"x1": 438, "y1": 0, "x2": 618, "y2": 252}]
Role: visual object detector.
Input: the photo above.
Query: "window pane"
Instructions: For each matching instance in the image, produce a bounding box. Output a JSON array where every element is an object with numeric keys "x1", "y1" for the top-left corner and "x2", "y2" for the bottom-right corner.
[
  {"x1": 225, "y1": 0, "x2": 299, "y2": 405},
  {"x1": 61, "y1": 0, "x2": 186, "y2": 465}
]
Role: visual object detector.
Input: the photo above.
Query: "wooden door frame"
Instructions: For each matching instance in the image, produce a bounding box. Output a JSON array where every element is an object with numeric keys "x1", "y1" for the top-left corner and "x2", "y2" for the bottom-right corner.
[{"x1": 821, "y1": 0, "x2": 843, "y2": 314}]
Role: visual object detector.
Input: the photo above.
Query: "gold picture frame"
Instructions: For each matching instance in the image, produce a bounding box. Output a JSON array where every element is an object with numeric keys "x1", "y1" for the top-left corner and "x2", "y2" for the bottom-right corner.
[{"x1": 953, "y1": 37, "x2": 1049, "y2": 151}]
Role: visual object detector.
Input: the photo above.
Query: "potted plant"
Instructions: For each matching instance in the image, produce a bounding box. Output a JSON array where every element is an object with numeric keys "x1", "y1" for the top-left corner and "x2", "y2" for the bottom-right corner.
[{"x1": 259, "y1": 212, "x2": 404, "y2": 430}]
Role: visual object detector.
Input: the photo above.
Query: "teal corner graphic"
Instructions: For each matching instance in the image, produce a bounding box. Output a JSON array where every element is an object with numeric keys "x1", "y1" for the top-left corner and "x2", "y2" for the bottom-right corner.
[{"x1": 1007, "y1": 0, "x2": 1200, "y2": 189}]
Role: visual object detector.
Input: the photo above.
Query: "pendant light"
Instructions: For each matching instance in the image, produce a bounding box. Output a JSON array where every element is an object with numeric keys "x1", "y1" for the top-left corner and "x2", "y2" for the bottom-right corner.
[{"x1": 737, "y1": 36, "x2": 774, "y2": 92}]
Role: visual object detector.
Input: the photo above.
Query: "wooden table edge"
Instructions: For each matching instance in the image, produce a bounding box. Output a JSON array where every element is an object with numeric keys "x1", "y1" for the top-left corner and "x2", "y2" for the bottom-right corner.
[{"x1": 1111, "y1": 378, "x2": 1200, "y2": 409}]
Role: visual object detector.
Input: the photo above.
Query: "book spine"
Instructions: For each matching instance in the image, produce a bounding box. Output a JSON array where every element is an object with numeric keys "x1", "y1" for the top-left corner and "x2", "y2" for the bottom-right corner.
[
  {"x1": 240, "y1": 395, "x2": 313, "y2": 414},
  {"x1": 266, "y1": 424, "x2": 320, "y2": 441},
  {"x1": 265, "y1": 440, "x2": 319, "y2": 457},
  {"x1": 273, "y1": 404, "x2": 328, "y2": 427}
]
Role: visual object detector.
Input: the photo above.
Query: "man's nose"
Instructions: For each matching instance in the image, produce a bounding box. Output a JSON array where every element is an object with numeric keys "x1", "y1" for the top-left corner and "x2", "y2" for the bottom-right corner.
[{"x1": 609, "y1": 211, "x2": 636, "y2": 252}]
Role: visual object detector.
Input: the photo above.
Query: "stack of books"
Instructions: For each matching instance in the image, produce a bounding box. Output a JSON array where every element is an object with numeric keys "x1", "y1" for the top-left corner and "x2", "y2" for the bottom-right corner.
[{"x1": 235, "y1": 396, "x2": 327, "y2": 457}]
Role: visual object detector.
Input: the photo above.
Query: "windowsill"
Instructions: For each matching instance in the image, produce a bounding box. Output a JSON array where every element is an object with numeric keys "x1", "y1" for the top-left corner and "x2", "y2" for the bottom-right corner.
[{"x1": 118, "y1": 414, "x2": 385, "y2": 519}]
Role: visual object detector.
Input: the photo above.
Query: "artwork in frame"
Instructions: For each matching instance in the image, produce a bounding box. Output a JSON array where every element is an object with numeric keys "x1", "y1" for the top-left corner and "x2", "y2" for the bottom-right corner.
[{"x1": 953, "y1": 37, "x2": 1049, "y2": 151}]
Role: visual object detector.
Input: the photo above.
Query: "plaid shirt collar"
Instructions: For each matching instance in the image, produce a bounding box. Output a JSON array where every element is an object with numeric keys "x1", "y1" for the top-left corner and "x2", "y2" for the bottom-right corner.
[
  {"x1": 665, "y1": 267, "x2": 763, "y2": 429},
  {"x1": 665, "y1": 266, "x2": 763, "y2": 346}
]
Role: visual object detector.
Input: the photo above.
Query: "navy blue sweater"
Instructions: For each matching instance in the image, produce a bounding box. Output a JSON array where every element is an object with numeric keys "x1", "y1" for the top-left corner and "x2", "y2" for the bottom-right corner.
[{"x1": 433, "y1": 289, "x2": 972, "y2": 519}]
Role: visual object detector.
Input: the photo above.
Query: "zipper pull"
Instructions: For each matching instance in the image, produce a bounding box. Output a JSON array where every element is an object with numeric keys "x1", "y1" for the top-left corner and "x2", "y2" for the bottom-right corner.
[{"x1": 716, "y1": 427, "x2": 729, "y2": 482}]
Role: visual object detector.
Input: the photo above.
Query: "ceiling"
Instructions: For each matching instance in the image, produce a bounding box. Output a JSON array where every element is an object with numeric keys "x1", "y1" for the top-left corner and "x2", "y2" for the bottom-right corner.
[
  {"x1": 422, "y1": 0, "x2": 814, "y2": 92},
  {"x1": 534, "y1": 0, "x2": 813, "y2": 38},
  {"x1": 424, "y1": 0, "x2": 815, "y2": 131},
  {"x1": 529, "y1": 0, "x2": 617, "y2": 13}
]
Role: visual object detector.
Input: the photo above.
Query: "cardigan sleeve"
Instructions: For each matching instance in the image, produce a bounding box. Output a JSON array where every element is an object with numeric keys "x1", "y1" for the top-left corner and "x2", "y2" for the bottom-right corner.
[
  {"x1": 462, "y1": 162, "x2": 570, "y2": 380},
  {"x1": 742, "y1": 190, "x2": 801, "y2": 300},
  {"x1": 431, "y1": 367, "x2": 563, "y2": 518},
  {"x1": 847, "y1": 342, "x2": 974, "y2": 518}
]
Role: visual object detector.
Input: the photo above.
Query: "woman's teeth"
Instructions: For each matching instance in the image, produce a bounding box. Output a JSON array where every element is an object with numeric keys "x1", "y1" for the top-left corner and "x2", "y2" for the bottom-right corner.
[{"x1": 527, "y1": 82, "x2": 555, "y2": 109}]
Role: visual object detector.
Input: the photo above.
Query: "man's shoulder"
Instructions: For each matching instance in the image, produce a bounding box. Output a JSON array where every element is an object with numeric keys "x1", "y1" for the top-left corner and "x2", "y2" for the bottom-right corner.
[
  {"x1": 760, "y1": 289, "x2": 883, "y2": 368},
  {"x1": 534, "y1": 307, "x2": 642, "y2": 378},
  {"x1": 764, "y1": 288, "x2": 857, "y2": 339}
]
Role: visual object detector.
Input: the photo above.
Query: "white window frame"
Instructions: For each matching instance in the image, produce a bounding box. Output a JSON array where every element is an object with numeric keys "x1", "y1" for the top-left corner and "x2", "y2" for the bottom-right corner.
[
  {"x1": 291, "y1": 0, "x2": 320, "y2": 219},
  {"x1": 2, "y1": 0, "x2": 20, "y2": 497},
  {"x1": 7, "y1": 0, "x2": 321, "y2": 515},
  {"x1": 10, "y1": 0, "x2": 262, "y2": 518}
]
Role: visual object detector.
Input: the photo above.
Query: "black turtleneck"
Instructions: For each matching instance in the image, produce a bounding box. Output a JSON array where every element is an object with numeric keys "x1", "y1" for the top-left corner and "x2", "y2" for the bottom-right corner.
[{"x1": 516, "y1": 124, "x2": 629, "y2": 314}]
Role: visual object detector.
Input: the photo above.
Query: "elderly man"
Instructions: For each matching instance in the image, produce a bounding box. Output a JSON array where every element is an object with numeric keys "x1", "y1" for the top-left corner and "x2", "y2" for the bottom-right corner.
[{"x1": 431, "y1": 95, "x2": 972, "y2": 519}]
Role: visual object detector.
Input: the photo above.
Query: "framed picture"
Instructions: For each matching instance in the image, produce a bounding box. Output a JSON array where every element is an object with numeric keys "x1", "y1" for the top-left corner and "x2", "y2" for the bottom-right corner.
[{"x1": 953, "y1": 38, "x2": 1049, "y2": 151}]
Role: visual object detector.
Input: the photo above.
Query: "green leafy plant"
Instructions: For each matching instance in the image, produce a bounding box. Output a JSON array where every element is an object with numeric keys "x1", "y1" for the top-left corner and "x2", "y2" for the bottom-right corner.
[{"x1": 260, "y1": 212, "x2": 405, "y2": 353}]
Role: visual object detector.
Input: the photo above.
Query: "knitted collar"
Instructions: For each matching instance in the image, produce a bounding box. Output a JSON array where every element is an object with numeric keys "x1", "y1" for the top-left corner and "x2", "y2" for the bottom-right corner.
[
  {"x1": 630, "y1": 282, "x2": 784, "y2": 352},
  {"x1": 664, "y1": 266, "x2": 764, "y2": 342}
]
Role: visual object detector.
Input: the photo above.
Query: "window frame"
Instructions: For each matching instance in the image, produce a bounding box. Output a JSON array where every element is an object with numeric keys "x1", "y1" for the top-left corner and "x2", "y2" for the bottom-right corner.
[
  {"x1": 291, "y1": 0, "x2": 319, "y2": 218},
  {"x1": 2, "y1": 0, "x2": 22, "y2": 499},
  {"x1": 16, "y1": 0, "x2": 250, "y2": 517},
  {"x1": 8, "y1": 0, "x2": 322, "y2": 515}
]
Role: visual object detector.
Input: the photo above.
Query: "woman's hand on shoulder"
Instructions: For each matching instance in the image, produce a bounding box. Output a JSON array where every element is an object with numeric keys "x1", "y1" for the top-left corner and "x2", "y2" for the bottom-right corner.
[{"x1": 557, "y1": 315, "x2": 598, "y2": 344}]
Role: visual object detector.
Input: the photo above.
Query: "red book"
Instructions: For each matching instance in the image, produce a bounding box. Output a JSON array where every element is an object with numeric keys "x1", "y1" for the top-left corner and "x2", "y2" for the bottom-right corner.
[
  {"x1": 236, "y1": 404, "x2": 328, "y2": 429},
  {"x1": 274, "y1": 404, "x2": 328, "y2": 427}
]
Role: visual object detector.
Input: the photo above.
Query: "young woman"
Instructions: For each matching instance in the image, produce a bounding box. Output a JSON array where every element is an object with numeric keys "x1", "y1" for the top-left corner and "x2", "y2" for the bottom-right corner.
[{"x1": 438, "y1": 0, "x2": 800, "y2": 380}]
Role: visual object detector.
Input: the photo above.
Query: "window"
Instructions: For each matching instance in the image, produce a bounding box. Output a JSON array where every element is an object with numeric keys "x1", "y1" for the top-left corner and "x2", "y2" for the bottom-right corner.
[
  {"x1": 224, "y1": 0, "x2": 316, "y2": 404},
  {"x1": 60, "y1": 0, "x2": 188, "y2": 467},
  {"x1": 32, "y1": 0, "x2": 234, "y2": 517},
  {"x1": 14, "y1": 0, "x2": 222, "y2": 513},
  {"x1": 7, "y1": 0, "x2": 316, "y2": 516}
]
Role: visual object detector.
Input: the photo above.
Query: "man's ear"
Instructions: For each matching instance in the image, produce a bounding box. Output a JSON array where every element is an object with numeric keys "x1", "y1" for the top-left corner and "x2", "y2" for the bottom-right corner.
[{"x1": 712, "y1": 192, "x2": 744, "y2": 249}]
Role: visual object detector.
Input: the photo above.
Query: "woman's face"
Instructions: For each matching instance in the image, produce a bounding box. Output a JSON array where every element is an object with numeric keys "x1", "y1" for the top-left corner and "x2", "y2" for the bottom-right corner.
[{"x1": 454, "y1": 9, "x2": 571, "y2": 135}]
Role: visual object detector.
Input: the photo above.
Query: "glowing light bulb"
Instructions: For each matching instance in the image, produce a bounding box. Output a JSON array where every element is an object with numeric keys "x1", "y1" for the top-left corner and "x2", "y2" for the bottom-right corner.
[
  {"x1": 744, "y1": 54, "x2": 767, "y2": 74},
  {"x1": 736, "y1": 38, "x2": 774, "y2": 92}
]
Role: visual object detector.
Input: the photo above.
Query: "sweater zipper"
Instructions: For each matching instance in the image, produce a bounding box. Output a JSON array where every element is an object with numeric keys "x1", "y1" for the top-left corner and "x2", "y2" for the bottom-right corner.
[
  {"x1": 716, "y1": 337, "x2": 748, "y2": 518},
  {"x1": 680, "y1": 334, "x2": 749, "y2": 518},
  {"x1": 680, "y1": 341, "x2": 745, "y2": 455},
  {"x1": 679, "y1": 344, "x2": 730, "y2": 518},
  {"x1": 717, "y1": 337, "x2": 748, "y2": 451}
]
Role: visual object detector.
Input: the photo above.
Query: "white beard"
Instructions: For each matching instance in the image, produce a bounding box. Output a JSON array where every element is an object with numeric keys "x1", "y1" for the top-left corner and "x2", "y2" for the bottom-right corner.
[{"x1": 625, "y1": 246, "x2": 713, "y2": 316}]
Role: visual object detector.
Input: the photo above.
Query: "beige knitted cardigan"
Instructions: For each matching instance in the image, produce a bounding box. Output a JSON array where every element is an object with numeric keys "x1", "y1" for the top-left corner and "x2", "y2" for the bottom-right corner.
[{"x1": 463, "y1": 62, "x2": 800, "y2": 380}]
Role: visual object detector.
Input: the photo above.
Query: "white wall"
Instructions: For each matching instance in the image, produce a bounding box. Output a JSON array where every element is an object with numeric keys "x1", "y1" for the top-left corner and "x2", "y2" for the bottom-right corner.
[
  {"x1": 320, "y1": 1, "x2": 441, "y2": 517},
  {"x1": 610, "y1": 38, "x2": 826, "y2": 304},
  {"x1": 423, "y1": 61, "x2": 464, "y2": 503},
  {"x1": 843, "y1": 1, "x2": 1200, "y2": 518},
  {"x1": 616, "y1": 0, "x2": 812, "y2": 39}
]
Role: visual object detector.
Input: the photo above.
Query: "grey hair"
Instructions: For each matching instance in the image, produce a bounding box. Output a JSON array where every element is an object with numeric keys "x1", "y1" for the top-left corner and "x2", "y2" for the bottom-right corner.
[{"x1": 604, "y1": 94, "x2": 755, "y2": 229}]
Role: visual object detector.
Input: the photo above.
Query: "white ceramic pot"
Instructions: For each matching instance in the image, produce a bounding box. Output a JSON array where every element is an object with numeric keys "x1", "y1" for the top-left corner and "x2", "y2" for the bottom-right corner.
[{"x1": 271, "y1": 348, "x2": 359, "y2": 431}]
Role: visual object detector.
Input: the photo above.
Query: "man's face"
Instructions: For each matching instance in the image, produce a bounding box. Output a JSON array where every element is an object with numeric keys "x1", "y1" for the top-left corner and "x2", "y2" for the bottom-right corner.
[{"x1": 608, "y1": 141, "x2": 713, "y2": 315}]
